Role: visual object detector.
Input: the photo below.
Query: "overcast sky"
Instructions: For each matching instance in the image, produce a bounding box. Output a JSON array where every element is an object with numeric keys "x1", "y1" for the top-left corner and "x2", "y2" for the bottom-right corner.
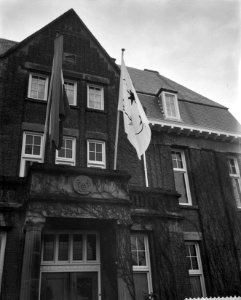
[{"x1": 0, "y1": 0, "x2": 240, "y2": 123}]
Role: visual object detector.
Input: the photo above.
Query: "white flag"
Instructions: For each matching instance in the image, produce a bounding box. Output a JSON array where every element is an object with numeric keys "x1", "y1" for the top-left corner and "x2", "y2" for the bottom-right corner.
[{"x1": 118, "y1": 56, "x2": 151, "y2": 159}]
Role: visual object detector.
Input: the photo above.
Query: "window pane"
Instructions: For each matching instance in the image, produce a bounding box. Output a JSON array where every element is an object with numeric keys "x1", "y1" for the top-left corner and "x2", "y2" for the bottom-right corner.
[
  {"x1": 137, "y1": 236, "x2": 145, "y2": 250},
  {"x1": 191, "y1": 257, "x2": 199, "y2": 270},
  {"x1": 66, "y1": 149, "x2": 72, "y2": 158},
  {"x1": 34, "y1": 136, "x2": 41, "y2": 146},
  {"x1": 172, "y1": 151, "x2": 183, "y2": 169},
  {"x1": 190, "y1": 276, "x2": 203, "y2": 298},
  {"x1": 66, "y1": 140, "x2": 72, "y2": 149},
  {"x1": 26, "y1": 135, "x2": 33, "y2": 145},
  {"x1": 138, "y1": 251, "x2": 146, "y2": 266},
  {"x1": 132, "y1": 251, "x2": 138, "y2": 266},
  {"x1": 73, "y1": 234, "x2": 83, "y2": 260},
  {"x1": 96, "y1": 153, "x2": 102, "y2": 162},
  {"x1": 133, "y1": 273, "x2": 149, "y2": 300},
  {"x1": 229, "y1": 159, "x2": 237, "y2": 174},
  {"x1": 131, "y1": 235, "x2": 137, "y2": 251},
  {"x1": 87, "y1": 234, "x2": 96, "y2": 260},
  {"x1": 174, "y1": 172, "x2": 188, "y2": 204},
  {"x1": 231, "y1": 178, "x2": 241, "y2": 207},
  {"x1": 33, "y1": 145, "x2": 41, "y2": 155},
  {"x1": 25, "y1": 145, "x2": 33, "y2": 155},
  {"x1": 96, "y1": 144, "x2": 102, "y2": 153},
  {"x1": 58, "y1": 148, "x2": 65, "y2": 158},
  {"x1": 89, "y1": 152, "x2": 95, "y2": 161},
  {"x1": 89, "y1": 143, "x2": 95, "y2": 152},
  {"x1": 43, "y1": 234, "x2": 55, "y2": 261},
  {"x1": 58, "y1": 234, "x2": 69, "y2": 261}
]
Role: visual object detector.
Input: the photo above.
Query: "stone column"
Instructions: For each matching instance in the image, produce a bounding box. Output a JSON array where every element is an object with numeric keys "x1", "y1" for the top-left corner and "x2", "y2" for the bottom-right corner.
[{"x1": 19, "y1": 213, "x2": 45, "y2": 300}]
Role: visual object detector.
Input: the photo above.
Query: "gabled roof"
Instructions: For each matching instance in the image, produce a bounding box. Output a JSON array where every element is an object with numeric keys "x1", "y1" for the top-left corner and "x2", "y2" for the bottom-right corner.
[
  {"x1": 0, "y1": 9, "x2": 119, "y2": 73},
  {"x1": 128, "y1": 67, "x2": 241, "y2": 138}
]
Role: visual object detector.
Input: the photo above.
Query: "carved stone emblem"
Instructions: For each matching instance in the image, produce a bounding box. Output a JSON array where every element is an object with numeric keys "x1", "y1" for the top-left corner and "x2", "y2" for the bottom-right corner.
[{"x1": 73, "y1": 176, "x2": 94, "y2": 195}]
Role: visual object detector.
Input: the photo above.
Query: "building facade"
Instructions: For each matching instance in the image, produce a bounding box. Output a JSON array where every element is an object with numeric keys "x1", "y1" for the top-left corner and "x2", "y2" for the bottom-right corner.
[{"x1": 0, "y1": 9, "x2": 241, "y2": 300}]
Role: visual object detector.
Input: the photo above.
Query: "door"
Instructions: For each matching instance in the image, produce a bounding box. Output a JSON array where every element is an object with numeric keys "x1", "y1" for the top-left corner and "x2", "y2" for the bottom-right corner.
[{"x1": 40, "y1": 272, "x2": 98, "y2": 300}]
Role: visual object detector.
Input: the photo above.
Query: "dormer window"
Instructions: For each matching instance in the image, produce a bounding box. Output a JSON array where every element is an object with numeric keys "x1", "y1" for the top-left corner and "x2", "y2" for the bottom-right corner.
[{"x1": 161, "y1": 91, "x2": 180, "y2": 120}]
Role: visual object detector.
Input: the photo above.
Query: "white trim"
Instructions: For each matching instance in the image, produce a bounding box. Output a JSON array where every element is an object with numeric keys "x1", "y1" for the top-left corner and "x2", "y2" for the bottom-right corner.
[
  {"x1": 161, "y1": 91, "x2": 181, "y2": 121},
  {"x1": 87, "y1": 84, "x2": 104, "y2": 110},
  {"x1": 55, "y1": 137, "x2": 76, "y2": 166},
  {"x1": 228, "y1": 156, "x2": 241, "y2": 208},
  {"x1": 0, "y1": 232, "x2": 6, "y2": 295},
  {"x1": 87, "y1": 140, "x2": 106, "y2": 169},
  {"x1": 40, "y1": 231, "x2": 101, "y2": 300},
  {"x1": 19, "y1": 132, "x2": 44, "y2": 177},
  {"x1": 64, "y1": 80, "x2": 77, "y2": 106},
  {"x1": 41, "y1": 232, "x2": 100, "y2": 264},
  {"x1": 27, "y1": 72, "x2": 49, "y2": 101},
  {"x1": 131, "y1": 234, "x2": 153, "y2": 296},
  {"x1": 172, "y1": 149, "x2": 192, "y2": 205},
  {"x1": 185, "y1": 242, "x2": 206, "y2": 297},
  {"x1": 150, "y1": 119, "x2": 241, "y2": 140}
]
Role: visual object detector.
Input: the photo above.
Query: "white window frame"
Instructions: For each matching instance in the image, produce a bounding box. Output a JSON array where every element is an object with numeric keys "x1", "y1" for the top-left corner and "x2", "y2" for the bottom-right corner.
[
  {"x1": 40, "y1": 231, "x2": 101, "y2": 300},
  {"x1": 131, "y1": 234, "x2": 153, "y2": 298},
  {"x1": 55, "y1": 137, "x2": 76, "y2": 166},
  {"x1": 87, "y1": 140, "x2": 106, "y2": 169},
  {"x1": 185, "y1": 242, "x2": 206, "y2": 297},
  {"x1": 19, "y1": 132, "x2": 44, "y2": 177},
  {"x1": 0, "y1": 232, "x2": 7, "y2": 295},
  {"x1": 161, "y1": 91, "x2": 181, "y2": 120},
  {"x1": 87, "y1": 84, "x2": 104, "y2": 110},
  {"x1": 27, "y1": 73, "x2": 49, "y2": 101},
  {"x1": 172, "y1": 149, "x2": 192, "y2": 205},
  {"x1": 228, "y1": 156, "x2": 241, "y2": 208},
  {"x1": 64, "y1": 80, "x2": 77, "y2": 106}
]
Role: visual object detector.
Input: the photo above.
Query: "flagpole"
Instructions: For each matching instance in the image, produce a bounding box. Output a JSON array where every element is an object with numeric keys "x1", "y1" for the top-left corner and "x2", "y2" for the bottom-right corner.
[
  {"x1": 114, "y1": 48, "x2": 125, "y2": 170},
  {"x1": 42, "y1": 60, "x2": 54, "y2": 161},
  {"x1": 143, "y1": 152, "x2": 149, "y2": 187}
]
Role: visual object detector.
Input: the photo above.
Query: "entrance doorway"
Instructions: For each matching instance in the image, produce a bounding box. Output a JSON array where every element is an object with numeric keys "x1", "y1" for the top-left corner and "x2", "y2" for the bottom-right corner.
[{"x1": 40, "y1": 272, "x2": 98, "y2": 300}]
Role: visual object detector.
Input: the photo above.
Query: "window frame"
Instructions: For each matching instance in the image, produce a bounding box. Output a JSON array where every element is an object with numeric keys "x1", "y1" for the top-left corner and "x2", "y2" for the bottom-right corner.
[
  {"x1": 228, "y1": 156, "x2": 241, "y2": 208},
  {"x1": 19, "y1": 132, "x2": 44, "y2": 177},
  {"x1": 0, "y1": 232, "x2": 7, "y2": 295},
  {"x1": 55, "y1": 137, "x2": 76, "y2": 166},
  {"x1": 131, "y1": 233, "x2": 153, "y2": 298},
  {"x1": 161, "y1": 91, "x2": 181, "y2": 120},
  {"x1": 64, "y1": 79, "x2": 77, "y2": 106},
  {"x1": 41, "y1": 231, "x2": 100, "y2": 266},
  {"x1": 87, "y1": 84, "x2": 104, "y2": 111},
  {"x1": 172, "y1": 149, "x2": 192, "y2": 205},
  {"x1": 87, "y1": 140, "x2": 106, "y2": 169},
  {"x1": 27, "y1": 72, "x2": 49, "y2": 101},
  {"x1": 40, "y1": 231, "x2": 101, "y2": 300},
  {"x1": 185, "y1": 242, "x2": 206, "y2": 297}
]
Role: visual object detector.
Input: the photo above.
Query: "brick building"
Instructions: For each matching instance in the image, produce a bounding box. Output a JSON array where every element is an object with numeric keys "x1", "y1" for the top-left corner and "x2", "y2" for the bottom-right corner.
[{"x1": 0, "y1": 9, "x2": 241, "y2": 300}]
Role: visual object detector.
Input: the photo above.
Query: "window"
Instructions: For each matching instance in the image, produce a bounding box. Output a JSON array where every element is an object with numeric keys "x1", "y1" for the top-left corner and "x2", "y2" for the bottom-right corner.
[
  {"x1": 228, "y1": 157, "x2": 241, "y2": 208},
  {"x1": 185, "y1": 242, "x2": 206, "y2": 298},
  {"x1": 40, "y1": 232, "x2": 100, "y2": 300},
  {"x1": 64, "y1": 80, "x2": 77, "y2": 106},
  {"x1": 87, "y1": 85, "x2": 104, "y2": 110},
  {"x1": 28, "y1": 73, "x2": 48, "y2": 101},
  {"x1": 0, "y1": 232, "x2": 6, "y2": 295},
  {"x1": 87, "y1": 140, "x2": 106, "y2": 169},
  {"x1": 161, "y1": 92, "x2": 180, "y2": 120},
  {"x1": 55, "y1": 137, "x2": 76, "y2": 166},
  {"x1": 131, "y1": 234, "x2": 153, "y2": 300},
  {"x1": 19, "y1": 132, "x2": 44, "y2": 177},
  {"x1": 172, "y1": 149, "x2": 192, "y2": 205}
]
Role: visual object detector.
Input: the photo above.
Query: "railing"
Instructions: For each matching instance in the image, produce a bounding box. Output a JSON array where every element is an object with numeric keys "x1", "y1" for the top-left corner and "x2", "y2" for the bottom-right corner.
[
  {"x1": 129, "y1": 187, "x2": 180, "y2": 213},
  {"x1": 185, "y1": 297, "x2": 241, "y2": 300}
]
